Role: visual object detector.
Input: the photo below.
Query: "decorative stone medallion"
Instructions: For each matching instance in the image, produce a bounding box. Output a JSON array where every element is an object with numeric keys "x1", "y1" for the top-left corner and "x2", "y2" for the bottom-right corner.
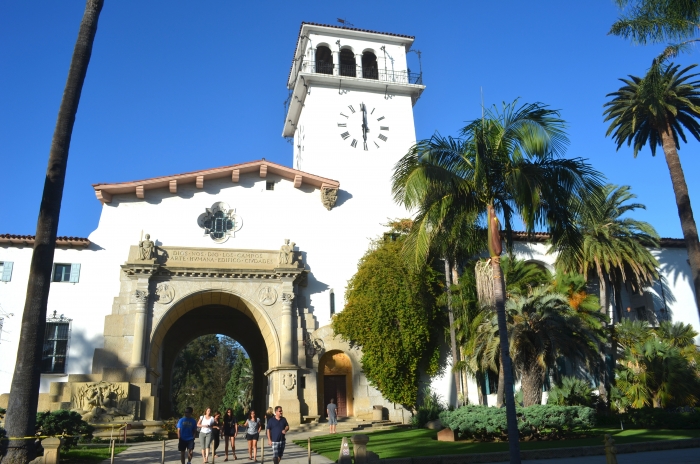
[
  {"x1": 258, "y1": 286, "x2": 278, "y2": 306},
  {"x1": 197, "y1": 201, "x2": 243, "y2": 243},
  {"x1": 155, "y1": 282, "x2": 175, "y2": 304},
  {"x1": 282, "y1": 373, "x2": 296, "y2": 391}
]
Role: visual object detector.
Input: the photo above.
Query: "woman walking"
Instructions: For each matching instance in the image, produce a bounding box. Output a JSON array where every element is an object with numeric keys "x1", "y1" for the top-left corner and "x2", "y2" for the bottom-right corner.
[
  {"x1": 197, "y1": 408, "x2": 216, "y2": 463},
  {"x1": 211, "y1": 411, "x2": 222, "y2": 462},
  {"x1": 223, "y1": 408, "x2": 238, "y2": 461},
  {"x1": 244, "y1": 409, "x2": 262, "y2": 461}
]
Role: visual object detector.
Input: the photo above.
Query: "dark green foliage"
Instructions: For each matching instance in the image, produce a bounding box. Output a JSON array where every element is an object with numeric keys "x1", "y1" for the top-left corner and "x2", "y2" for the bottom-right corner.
[
  {"x1": 411, "y1": 388, "x2": 446, "y2": 427},
  {"x1": 171, "y1": 335, "x2": 243, "y2": 416},
  {"x1": 547, "y1": 376, "x2": 596, "y2": 407},
  {"x1": 439, "y1": 405, "x2": 595, "y2": 441},
  {"x1": 35, "y1": 410, "x2": 93, "y2": 450},
  {"x1": 597, "y1": 407, "x2": 700, "y2": 429},
  {"x1": 332, "y1": 235, "x2": 445, "y2": 407},
  {"x1": 220, "y1": 349, "x2": 252, "y2": 414}
]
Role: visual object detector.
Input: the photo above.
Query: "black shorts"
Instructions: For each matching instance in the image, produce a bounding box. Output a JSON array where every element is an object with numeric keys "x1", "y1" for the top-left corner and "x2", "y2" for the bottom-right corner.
[
  {"x1": 246, "y1": 432, "x2": 260, "y2": 441},
  {"x1": 178, "y1": 438, "x2": 195, "y2": 452}
]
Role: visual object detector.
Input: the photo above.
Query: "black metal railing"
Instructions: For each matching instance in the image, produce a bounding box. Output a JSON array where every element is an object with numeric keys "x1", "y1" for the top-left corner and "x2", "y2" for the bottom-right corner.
[{"x1": 298, "y1": 61, "x2": 422, "y2": 85}]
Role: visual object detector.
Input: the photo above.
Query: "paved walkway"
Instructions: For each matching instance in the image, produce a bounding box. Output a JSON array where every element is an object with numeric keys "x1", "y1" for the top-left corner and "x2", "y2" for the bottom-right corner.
[
  {"x1": 101, "y1": 432, "x2": 333, "y2": 464},
  {"x1": 490, "y1": 447, "x2": 700, "y2": 464}
]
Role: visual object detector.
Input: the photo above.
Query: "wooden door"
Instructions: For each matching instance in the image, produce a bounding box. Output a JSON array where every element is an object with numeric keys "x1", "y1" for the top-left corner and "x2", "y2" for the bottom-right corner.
[{"x1": 324, "y1": 375, "x2": 347, "y2": 417}]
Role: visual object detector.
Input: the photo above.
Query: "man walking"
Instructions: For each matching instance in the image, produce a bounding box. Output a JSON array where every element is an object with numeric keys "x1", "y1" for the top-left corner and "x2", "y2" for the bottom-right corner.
[
  {"x1": 177, "y1": 407, "x2": 198, "y2": 464},
  {"x1": 266, "y1": 406, "x2": 290, "y2": 464}
]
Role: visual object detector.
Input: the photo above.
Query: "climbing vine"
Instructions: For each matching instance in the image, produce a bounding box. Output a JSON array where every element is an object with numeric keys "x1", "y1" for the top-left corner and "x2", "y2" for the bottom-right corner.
[{"x1": 332, "y1": 234, "x2": 445, "y2": 408}]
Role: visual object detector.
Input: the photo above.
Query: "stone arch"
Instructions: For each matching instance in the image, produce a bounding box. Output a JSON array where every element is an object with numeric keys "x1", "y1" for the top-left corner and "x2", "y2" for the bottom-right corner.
[
  {"x1": 318, "y1": 350, "x2": 354, "y2": 418},
  {"x1": 524, "y1": 259, "x2": 554, "y2": 274},
  {"x1": 149, "y1": 289, "x2": 279, "y2": 371},
  {"x1": 149, "y1": 289, "x2": 280, "y2": 418}
]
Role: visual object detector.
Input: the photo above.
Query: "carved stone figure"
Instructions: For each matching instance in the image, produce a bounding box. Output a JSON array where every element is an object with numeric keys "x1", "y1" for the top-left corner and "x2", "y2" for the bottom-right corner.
[
  {"x1": 138, "y1": 234, "x2": 155, "y2": 260},
  {"x1": 72, "y1": 381, "x2": 133, "y2": 423},
  {"x1": 259, "y1": 286, "x2": 278, "y2": 306},
  {"x1": 134, "y1": 289, "x2": 149, "y2": 304},
  {"x1": 282, "y1": 373, "x2": 296, "y2": 391},
  {"x1": 278, "y1": 239, "x2": 297, "y2": 266},
  {"x1": 321, "y1": 188, "x2": 338, "y2": 210},
  {"x1": 155, "y1": 283, "x2": 175, "y2": 304}
]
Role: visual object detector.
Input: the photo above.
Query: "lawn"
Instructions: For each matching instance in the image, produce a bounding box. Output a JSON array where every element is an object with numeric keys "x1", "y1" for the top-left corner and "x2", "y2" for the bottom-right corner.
[
  {"x1": 295, "y1": 427, "x2": 700, "y2": 462},
  {"x1": 59, "y1": 445, "x2": 127, "y2": 463}
]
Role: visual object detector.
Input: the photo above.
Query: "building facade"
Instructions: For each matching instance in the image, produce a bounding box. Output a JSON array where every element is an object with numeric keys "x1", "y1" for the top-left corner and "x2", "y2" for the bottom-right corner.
[{"x1": 0, "y1": 23, "x2": 697, "y2": 433}]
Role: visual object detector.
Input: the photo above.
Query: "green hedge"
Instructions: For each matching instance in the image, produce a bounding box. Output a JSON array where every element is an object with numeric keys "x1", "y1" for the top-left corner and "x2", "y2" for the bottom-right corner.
[
  {"x1": 439, "y1": 405, "x2": 595, "y2": 441},
  {"x1": 36, "y1": 410, "x2": 93, "y2": 450}
]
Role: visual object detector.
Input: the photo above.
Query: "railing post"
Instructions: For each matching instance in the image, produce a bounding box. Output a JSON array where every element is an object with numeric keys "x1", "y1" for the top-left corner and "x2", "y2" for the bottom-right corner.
[
  {"x1": 308, "y1": 437, "x2": 311, "y2": 464},
  {"x1": 110, "y1": 439, "x2": 115, "y2": 464},
  {"x1": 161, "y1": 439, "x2": 166, "y2": 464},
  {"x1": 261, "y1": 436, "x2": 265, "y2": 463}
]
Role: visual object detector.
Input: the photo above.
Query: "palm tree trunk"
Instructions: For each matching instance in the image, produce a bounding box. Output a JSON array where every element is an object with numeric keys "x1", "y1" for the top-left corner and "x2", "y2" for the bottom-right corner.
[
  {"x1": 492, "y1": 258, "x2": 521, "y2": 464},
  {"x1": 3, "y1": 2, "x2": 103, "y2": 462},
  {"x1": 520, "y1": 365, "x2": 544, "y2": 407},
  {"x1": 444, "y1": 257, "x2": 461, "y2": 408},
  {"x1": 660, "y1": 123, "x2": 700, "y2": 318},
  {"x1": 497, "y1": 352, "x2": 505, "y2": 407}
]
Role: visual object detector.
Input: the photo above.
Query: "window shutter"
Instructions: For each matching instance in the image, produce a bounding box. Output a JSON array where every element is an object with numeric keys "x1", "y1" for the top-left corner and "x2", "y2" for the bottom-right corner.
[
  {"x1": 1, "y1": 262, "x2": 13, "y2": 282},
  {"x1": 69, "y1": 263, "x2": 81, "y2": 283}
]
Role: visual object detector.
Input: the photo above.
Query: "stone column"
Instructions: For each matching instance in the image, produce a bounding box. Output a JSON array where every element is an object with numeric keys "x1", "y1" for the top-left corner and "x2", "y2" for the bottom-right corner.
[
  {"x1": 356, "y1": 53, "x2": 363, "y2": 78},
  {"x1": 332, "y1": 50, "x2": 340, "y2": 76},
  {"x1": 130, "y1": 289, "x2": 149, "y2": 368},
  {"x1": 308, "y1": 46, "x2": 315, "y2": 73},
  {"x1": 280, "y1": 293, "x2": 294, "y2": 366}
]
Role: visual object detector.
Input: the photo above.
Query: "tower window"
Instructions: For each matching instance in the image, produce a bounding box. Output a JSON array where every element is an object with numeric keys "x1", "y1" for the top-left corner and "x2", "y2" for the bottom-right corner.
[
  {"x1": 330, "y1": 289, "x2": 335, "y2": 316},
  {"x1": 1, "y1": 261, "x2": 13, "y2": 282},
  {"x1": 315, "y1": 46, "x2": 333, "y2": 75},
  {"x1": 266, "y1": 181, "x2": 275, "y2": 191},
  {"x1": 339, "y1": 49, "x2": 356, "y2": 77},
  {"x1": 42, "y1": 311, "x2": 72, "y2": 374},
  {"x1": 362, "y1": 52, "x2": 378, "y2": 80}
]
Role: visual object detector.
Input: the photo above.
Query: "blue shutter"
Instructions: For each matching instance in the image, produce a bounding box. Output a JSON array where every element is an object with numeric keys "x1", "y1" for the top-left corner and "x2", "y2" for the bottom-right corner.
[
  {"x1": 484, "y1": 371, "x2": 491, "y2": 395},
  {"x1": 69, "y1": 263, "x2": 81, "y2": 283},
  {"x1": 1, "y1": 262, "x2": 13, "y2": 282}
]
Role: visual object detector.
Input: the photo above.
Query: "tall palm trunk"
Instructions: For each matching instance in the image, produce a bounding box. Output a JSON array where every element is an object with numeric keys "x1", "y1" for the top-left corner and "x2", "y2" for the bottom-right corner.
[
  {"x1": 520, "y1": 364, "x2": 544, "y2": 407},
  {"x1": 444, "y1": 258, "x2": 461, "y2": 408},
  {"x1": 497, "y1": 352, "x2": 505, "y2": 407},
  {"x1": 492, "y1": 258, "x2": 521, "y2": 464},
  {"x1": 660, "y1": 122, "x2": 700, "y2": 318},
  {"x1": 4, "y1": 2, "x2": 103, "y2": 462}
]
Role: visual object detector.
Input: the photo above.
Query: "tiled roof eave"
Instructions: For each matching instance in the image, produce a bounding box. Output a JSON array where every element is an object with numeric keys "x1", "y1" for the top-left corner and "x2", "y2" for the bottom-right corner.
[{"x1": 0, "y1": 234, "x2": 90, "y2": 248}]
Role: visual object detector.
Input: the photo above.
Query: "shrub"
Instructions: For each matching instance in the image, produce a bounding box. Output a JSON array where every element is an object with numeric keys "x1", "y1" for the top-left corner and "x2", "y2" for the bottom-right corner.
[
  {"x1": 411, "y1": 388, "x2": 446, "y2": 427},
  {"x1": 611, "y1": 407, "x2": 700, "y2": 429},
  {"x1": 439, "y1": 404, "x2": 595, "y2": 441},
  {"x1": 35, "y1": 410, "x2": 94, "y2": 450},
  {"x1": 547, "y1": 376, "x2": 596, "y2": 407}
]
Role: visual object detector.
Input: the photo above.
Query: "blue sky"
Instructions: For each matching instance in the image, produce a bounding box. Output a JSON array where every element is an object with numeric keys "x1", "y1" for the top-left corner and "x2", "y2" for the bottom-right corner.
[{"x1": 1, "y1": 1, "x2": 698, "y2": 239}]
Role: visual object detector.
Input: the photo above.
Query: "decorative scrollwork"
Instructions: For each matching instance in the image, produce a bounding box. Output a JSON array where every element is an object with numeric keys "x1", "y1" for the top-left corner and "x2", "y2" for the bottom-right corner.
[{"x1": 134, "y1": 290, "x2": 149, "y2": 303}]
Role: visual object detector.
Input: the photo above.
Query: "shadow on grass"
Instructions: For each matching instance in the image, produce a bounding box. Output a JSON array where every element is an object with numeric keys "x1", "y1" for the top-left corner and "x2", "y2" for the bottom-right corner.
[
  {"x1": 295, "y1": 427, "x2": 700, "y2": 462},
  {"x1": 60, "y1": 446, "x2": 127, "y2": 463}
]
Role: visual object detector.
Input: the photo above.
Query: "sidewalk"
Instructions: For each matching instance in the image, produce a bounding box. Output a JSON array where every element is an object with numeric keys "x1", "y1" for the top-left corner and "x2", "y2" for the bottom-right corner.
[
  {"x1": 491, "y1": 447, "x2": 700, "y2": 464},
  {"x1": 100, "y1": 432, "x2": 334, "y2": 464}
]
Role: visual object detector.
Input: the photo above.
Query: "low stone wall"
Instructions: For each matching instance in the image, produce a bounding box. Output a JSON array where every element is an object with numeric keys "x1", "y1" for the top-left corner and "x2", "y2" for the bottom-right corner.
[{"x1": 378, "y1": 437, "x2": 700, "y2": 464}]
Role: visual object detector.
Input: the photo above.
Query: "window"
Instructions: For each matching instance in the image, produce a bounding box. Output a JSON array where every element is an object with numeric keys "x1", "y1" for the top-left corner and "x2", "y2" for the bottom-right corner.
[
  {"x1": 339, "y1": 49, "x2": 356, "y2": 77},
  {"x1": 1, "y1": 261, "x2": 13, "y2": 282},
  {"x1": 52, "y1": 263, "x2": 80, "y2": 283},
  {"x1": 362, "y1": 52, "x2": 378, "y2": 79},
  {"x1": 42, "y1": 312, "x2": 72, "y2": 374},
  {"x1": 330, "y1": 289, "x2": 335, "y2": 316},
  {"x1": 315, "y1": 45, "x2": 333, "y2": 75},
  {"x1": 266, "y1": 181, "x2": 275, "y2": 191}
]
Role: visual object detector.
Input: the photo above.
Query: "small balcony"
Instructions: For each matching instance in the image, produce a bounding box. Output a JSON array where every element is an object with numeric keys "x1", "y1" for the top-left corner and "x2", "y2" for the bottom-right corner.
[{"x1": 297, "y1": 60, "x2": 423, "y2": 85}]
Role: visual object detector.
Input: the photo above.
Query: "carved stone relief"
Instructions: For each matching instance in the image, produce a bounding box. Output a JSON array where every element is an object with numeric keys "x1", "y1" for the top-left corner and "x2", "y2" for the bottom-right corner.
[
  {"x1": 138, "y1": 234, "x2": 155, "y2": 260},
  {"x1": 321, "y1": 188, "x2": 338, "y2": 211},
  {"x1": 71, "y1": 381, "x2": 136, "y2": 423},
  {"x1": 282, "y1": 373, "x2": 297, "y2": 391},
  {"x1": 134, "y1": 290, "x2": 149, "y2": 303},
  {"x1": 155, "y1": 283, "x2": 175, "y2": 304},
  {"x1": 278, "y1": 239, "x2": 298, "y2": 266},
  {"x1": 258, "y1": 286, "x2": 278, "y2": 306},
  {"x1": 281, "y1": 293, "x2": 294, "y2": 305}
]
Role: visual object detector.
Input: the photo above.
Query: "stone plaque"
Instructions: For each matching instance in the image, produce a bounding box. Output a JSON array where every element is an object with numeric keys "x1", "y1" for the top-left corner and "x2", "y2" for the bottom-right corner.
[{"x1": 126, "y1": 246, "x2": 302, "y2": 271}]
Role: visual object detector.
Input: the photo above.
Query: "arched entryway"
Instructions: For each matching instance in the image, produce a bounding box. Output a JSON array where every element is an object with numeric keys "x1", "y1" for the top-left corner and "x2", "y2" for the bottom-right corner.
[
  {"x1": 318, "y1": 350, "x2": 353, "y2": 419},
  {"x1": 150, "y1": 291, "x2": 278, "y2": 419}
]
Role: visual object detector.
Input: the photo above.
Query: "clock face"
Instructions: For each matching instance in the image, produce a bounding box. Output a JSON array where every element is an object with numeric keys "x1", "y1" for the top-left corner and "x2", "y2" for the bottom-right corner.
[{"x1": 337, "y1": 102, "x2": 389, "y2": 151}]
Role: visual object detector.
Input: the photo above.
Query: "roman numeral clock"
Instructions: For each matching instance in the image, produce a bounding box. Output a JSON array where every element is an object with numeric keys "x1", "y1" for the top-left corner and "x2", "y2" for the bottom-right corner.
[{"x1": 338, "y1": 103, "x2": 389, "y2": 150}]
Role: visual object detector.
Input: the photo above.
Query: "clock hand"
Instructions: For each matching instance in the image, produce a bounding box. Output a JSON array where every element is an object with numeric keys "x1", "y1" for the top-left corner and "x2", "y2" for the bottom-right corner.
[{"x1": 361, "y1": 103, "x2": 369, "y2": 142}]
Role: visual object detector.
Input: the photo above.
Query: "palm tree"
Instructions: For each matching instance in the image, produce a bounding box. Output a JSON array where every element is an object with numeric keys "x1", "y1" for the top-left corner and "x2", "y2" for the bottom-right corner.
[
  {"x1": 604, "y1": 62, "x2": 700, "y2": 320},
  {"x1": 393, "y1": 100, "x2": 602, "y2": 463},
  {"x1": 508, "y1": 288, "x2": 605, "y2": 407},
  {"x1": 610, "y1": 0, "x2": 700, "y2": 60},
  {"x1": 556, "y1": 184, "x2": 660, "y2": 321},
  {"x1": 4, "y1": 2, "x2": 104, "y2": 462}
]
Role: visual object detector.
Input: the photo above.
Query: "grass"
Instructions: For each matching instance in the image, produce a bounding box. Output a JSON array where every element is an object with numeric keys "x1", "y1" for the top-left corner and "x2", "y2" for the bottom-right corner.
[
  {"x1": 295, "y1": 427, "x2": 700, "y2": 462},
  {"x1": 59, "y1": 445, "x2": 127, "y2": 463}
]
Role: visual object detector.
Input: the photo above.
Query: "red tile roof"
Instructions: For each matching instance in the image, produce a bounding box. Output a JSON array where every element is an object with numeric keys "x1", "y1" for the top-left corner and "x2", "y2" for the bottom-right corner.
[
  {"x1": 0, "y1": 234, "x2": 90, "y2": 248},
  {"x1": 510, "y1": 231, "x2": 685, "y2": 248}
]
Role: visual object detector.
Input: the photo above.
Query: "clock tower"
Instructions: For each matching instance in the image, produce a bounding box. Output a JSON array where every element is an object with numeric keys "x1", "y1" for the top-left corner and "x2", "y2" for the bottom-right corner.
[{"x1": 283, "y1": 22, "x2": 425, "y2": 220}]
